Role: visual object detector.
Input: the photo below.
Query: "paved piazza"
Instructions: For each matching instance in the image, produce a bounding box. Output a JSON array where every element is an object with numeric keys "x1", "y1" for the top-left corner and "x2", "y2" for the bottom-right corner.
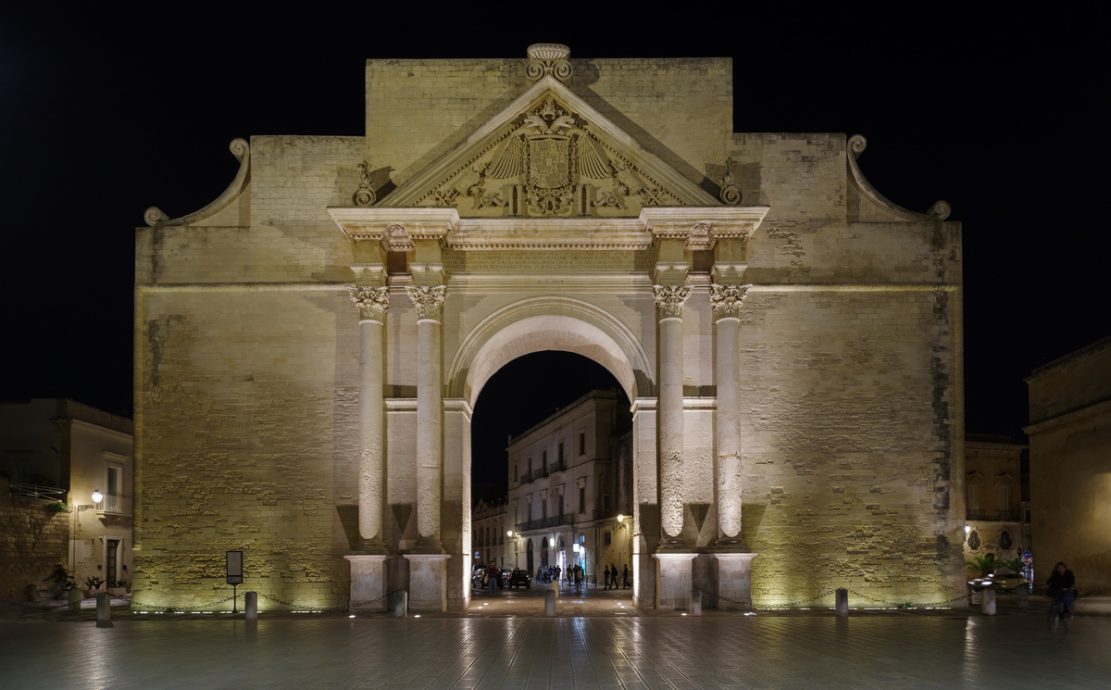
[{"x1": 1, "y1": 608, "x2": 1109, "y2": 689}]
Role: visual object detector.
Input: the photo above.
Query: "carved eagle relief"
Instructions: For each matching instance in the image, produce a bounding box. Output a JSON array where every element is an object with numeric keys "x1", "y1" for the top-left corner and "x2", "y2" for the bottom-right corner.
[{"x1": 411, "y1": 96, "x2": 684, "y2": 218}]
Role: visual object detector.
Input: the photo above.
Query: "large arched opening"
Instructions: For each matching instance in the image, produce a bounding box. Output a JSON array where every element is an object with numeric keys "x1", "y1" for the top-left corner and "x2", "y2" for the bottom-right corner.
[{"x1": 452, "y1": 303, "x2": 651, "y2": 611}]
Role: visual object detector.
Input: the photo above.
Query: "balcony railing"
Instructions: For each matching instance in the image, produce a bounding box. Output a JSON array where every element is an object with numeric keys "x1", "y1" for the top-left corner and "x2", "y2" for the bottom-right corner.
[
  {"x1": 521, "y1": 515, "x2": 568, "y2": 532},
  {"x1": 99, "y1": 494, "x2": 131, "y2": 516}
]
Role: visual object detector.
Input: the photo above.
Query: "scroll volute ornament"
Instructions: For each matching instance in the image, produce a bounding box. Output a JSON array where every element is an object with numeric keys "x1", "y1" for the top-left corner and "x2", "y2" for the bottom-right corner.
[{"x1": 526, "y1": 43, "x2": 572, "y2": 82}]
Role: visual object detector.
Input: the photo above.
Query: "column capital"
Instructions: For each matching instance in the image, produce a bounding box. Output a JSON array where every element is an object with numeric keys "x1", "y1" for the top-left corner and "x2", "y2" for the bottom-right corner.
[
  {"x1": 653, "y1": 284, "x2": 691, "y2": 320},
  {"x1": 348, "y1": 285, "x2": 390, "y2": 323},
  {"x1": 405, "y1": 285, "x2": 447, "y2": 321},
  {"x1": 709, "y1": 283, "x2": 752, "y2": 321}
]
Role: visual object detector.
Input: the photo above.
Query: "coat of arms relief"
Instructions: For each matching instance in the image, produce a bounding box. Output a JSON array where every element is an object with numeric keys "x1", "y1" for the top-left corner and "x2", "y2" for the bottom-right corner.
[{"x1": 413, "y1": 96, "x2": 682, "y2": 218}]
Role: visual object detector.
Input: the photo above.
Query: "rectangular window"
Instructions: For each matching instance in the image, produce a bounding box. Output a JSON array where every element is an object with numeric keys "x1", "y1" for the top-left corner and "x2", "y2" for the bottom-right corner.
[
  {"x1": 558, "y1": 443, "x2": 564, "y2": 465},
  {"x1": 542, "y1": 450, "x2": 547, "y2": 465},
  {"x1": 528, "y1": 502, "x2": 533, "y2": 521},
  {"x1": 559, "y1": 496, "x2": 564, "y2": 517},
  {"x1": 106, "y1": 465, "x2": 122, "y2": 513},
  {"x1": 579, "y1": 487, "x2": 585, "y2": 514},
  {"x1": 579, "y1": 432, "x2": 585, "y2": 456},
  {"x1": 603, "y1": 495, "x2": 611, "y2": 513},
  {"x1": 542, "y1": 499, "x2": 547, "y2": 520},
  {"x1": 513, "y1": 464, "x2": 518, "y2": 483},
  {"x1": 604, "y1": 531, "x2": 611, "y2": 546}
]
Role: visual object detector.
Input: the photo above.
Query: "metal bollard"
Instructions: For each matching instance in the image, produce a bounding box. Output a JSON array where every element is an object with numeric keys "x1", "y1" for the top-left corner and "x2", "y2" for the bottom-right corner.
[
  {"x1": 95, "y1": 592, "x2": 113, "y2": 628},
  {"x1": 981, "y1": 588, "x2": 997, "y2": 615},
  {"x1": 245, "y1": 591, "x2": 258, "y2": 620},
  {"x1": 545, "y1": 589, "x2": 556, "y2": 617},
  {"x1": 390, "y1": 590, "x2": 408, "y2": 618},
  {"x1": 836, "y1": 588, "x2": 849, "y2": 617},
  {"x1": 690, "y1": 588, "x2": 702, "y2": 616}
]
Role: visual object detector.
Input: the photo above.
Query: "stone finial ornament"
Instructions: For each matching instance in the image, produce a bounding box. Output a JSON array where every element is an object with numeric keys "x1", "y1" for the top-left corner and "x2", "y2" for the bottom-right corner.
[
  {"x1": 353, "y1": 161, "x2": 377, "y2": 207},
  {"x1": 719, "y1": 157, "x2": 741, "y2": 205},
  {"x1": 526, "y1": 43, "x2": 572, "y2": 82},
  {"x1": 405, "y1": 285, "x2": 447, "y2": 321},
  {"x1": 709, "y1": 283, "x2": 751, "y2": 320},
  {"x1": 652, "y1": 285, "x2": 691, "y2": 320},
  {"x1": 348, "y1": 285, "x2": 390, "y2": 322}
]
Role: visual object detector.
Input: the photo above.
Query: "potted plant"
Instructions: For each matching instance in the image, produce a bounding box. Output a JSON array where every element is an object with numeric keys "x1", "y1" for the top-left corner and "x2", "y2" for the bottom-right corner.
[{"x1": 85, "y1": 576, "x2": 103, "y2": 597}]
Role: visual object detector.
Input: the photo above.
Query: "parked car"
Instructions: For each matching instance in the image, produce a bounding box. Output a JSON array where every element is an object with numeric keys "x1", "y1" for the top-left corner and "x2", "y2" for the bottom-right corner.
[
  {"x1": 968, "y1": 568, "x2": 1027, "y2": 592},
  {"x1": 506, "y1": 569, "x2": 531, "y2": 589}
]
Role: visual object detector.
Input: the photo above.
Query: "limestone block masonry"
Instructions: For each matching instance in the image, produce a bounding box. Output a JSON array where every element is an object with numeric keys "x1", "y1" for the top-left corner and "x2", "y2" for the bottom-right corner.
[{"x1": 134, "y1": 45, "x2": 966, "y2": 612}]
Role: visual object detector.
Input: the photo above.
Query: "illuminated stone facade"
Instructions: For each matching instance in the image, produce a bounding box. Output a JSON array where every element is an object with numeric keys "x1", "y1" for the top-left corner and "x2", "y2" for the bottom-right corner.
[
  {"x1": 504, "y1": 390, "x2": 633, "y2": 584},
  {"x1": 962, "y1": 436, "x2": 1027, "y2": 564},
  {"x1": 0, "y1": 399, "x2": 134, "y2": 596},
  {"x1": 1026, "y1": 336, "x2": 1111, "y2": 594},
  {"x1": 134, "y1": 46, "x2": 965, "y2": 612}
]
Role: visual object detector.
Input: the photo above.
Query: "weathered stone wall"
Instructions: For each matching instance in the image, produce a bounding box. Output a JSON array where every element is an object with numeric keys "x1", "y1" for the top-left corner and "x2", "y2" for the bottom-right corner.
[
  {"x1": 0, "y1": 478, "x2": 70, "y2": 603},
  {"x1": 132, "y1": 289, "x2": 358, "y2": 610},
  {"x1": 738, "y1": 288, "x2": 965, "y2": 604}
]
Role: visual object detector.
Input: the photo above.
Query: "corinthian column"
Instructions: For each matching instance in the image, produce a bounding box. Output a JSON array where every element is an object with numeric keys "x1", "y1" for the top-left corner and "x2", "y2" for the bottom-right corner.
[
  {"x1": 349, "y1": 285, "x2": 389, "y2": 549},
  {"x1": 710, "y1": 283, "x2": 750, "y2": 544},
  {"x1": 406, "y1": 284, "x2": 447, "y2": 551},
  {"x1": 653, "y1": 284, "x2": 690, "y2": 544}
]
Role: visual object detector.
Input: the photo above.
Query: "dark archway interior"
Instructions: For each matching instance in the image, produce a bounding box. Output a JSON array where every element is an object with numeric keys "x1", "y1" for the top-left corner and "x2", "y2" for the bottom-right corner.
[{"x1": 471, "y1": 351, "x2": 632, "y2": 504}]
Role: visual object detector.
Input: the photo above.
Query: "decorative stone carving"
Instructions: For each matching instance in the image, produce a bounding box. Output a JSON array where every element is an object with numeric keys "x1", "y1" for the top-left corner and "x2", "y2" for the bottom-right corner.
[
  {"x1": 526, "y1": 43, "x2": 572, "y2": 82},
  {"x1": 385, "y1": 223, "x2": 414, "y2": 252},
  {"x1": 405, "y1": 285, "x2": 447, "y2": 321},
  {"x1": 465, "y1": 164, "x2": 508, "y2": 210},
  {"x1": 709, "y1": 283, "x2": 751, "y2": 320},
  {"x1": 353, "y1": 161, "x2": 377, "y2": 207},
  {"x1": 348, "y1": 285, "x2": 390, "y2": 322},
  {"x1": 847, "y1": 135, "x2": 951, "y2": 221},
  {"x1": 686, "y1": 222, "x2": 713, "y2": 251},
  {"x1": 394, "y1": 93, "x2": 690, "y2": 218},
  {"x1": 145, "y1": 138, "x2": 250, "y2": 227},
  {"x1": 431, "y1": 187, "x2": 460, "y2": 207},
  {"x1": 652, "y1": 285, "x2": 691, "y2": 320},
  {"x1": 719, "y1": 157, "x2": 741, "y2": 205}
]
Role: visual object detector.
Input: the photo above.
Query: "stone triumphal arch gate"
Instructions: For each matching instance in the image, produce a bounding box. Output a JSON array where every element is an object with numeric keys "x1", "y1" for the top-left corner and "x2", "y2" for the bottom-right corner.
[{"x1": 134, "y1": 46, "x2": 967, "y2": 613}]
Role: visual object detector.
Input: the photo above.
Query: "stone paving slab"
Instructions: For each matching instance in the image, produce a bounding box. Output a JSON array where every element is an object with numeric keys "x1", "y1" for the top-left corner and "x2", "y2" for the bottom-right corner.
[{"x1": 1, "y1": 610, "x2": 1110, "y2": 688}]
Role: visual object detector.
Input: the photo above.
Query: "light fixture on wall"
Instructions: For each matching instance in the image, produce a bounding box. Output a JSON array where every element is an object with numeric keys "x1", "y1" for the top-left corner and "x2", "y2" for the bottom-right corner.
[{"x1": 91, "y1": 489, "x2": 103, "y2": 506}]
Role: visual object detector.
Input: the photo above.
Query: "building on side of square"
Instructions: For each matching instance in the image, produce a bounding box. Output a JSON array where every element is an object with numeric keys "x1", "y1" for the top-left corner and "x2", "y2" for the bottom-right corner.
[
  {"x1": 134, "y1": 44, "x2": 966, "y2": 612},
  {"x1": 962, "y1": 435, "x2": 1028, "y2": 566},
  {"x1": 0, "y1": 399, "x2": 133, "y2": 598},
  {"x1": 505, "y1": 390, "x2": 632, "y2": 585},
  {"x1": 1026, "y1": 336, "x2": 1111, "y2": 594},
  {"x1": 471, "y1": 498, "x2": 507, "y2": 570}
]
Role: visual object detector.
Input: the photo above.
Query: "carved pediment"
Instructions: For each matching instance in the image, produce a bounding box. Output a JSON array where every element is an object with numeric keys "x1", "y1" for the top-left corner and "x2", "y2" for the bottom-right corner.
[{"x1": 380, "y1": 77, "x2": 720, "y2": 218}]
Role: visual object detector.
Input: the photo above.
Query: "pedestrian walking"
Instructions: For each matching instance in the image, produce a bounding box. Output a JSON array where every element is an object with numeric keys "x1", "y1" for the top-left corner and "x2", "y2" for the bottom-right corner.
[{"x1": 603, "y1": 564, "x2": 611, "y2": 589}]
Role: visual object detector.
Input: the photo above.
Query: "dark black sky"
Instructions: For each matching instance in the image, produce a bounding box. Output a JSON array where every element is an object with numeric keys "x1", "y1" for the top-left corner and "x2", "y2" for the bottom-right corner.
[{"x1": 3, "y1": 11, "x2": 1109, "y2": 495}]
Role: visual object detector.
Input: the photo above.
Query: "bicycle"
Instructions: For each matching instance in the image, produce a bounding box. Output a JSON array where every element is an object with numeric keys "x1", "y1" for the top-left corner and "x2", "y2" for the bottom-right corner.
[{"x1": 1048, "y1": 587, "x2": 1075, "y2": 631}]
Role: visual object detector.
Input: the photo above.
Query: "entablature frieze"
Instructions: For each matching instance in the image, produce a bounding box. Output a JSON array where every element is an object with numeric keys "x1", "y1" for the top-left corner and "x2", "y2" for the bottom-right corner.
[{"x1": 329, "y1": 206, "x2": 769, "y2": 253}]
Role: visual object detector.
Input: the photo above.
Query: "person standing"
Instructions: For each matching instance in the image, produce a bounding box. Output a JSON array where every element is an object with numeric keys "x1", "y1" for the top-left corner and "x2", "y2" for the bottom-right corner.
[
  {"x1": 610, "y1": 563, "x2": 618, "y2": 591},
  {"x1": 603, "y1": 564, "x2": 611, "y2": 590},
  {"x1": 622, "y1": 564, "x2": 629, "y2": 589}
]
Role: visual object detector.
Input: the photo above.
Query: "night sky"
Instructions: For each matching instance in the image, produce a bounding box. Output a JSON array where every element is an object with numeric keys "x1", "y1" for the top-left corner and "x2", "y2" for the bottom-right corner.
[{"x1": 3, "y1": 11, "x2": 1109, "y2": 502}]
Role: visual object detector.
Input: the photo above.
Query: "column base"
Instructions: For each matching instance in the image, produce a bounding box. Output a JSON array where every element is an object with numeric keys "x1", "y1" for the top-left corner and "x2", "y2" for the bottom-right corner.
[
  {"x1": 345, "y1": 554, "x2": 388, "y2": 612},
  {"x1": 714, "y1": 552, "x2": 757, "y2": 611},
  {"x1": 653, "y1": 552, "x2": 697, "y2": 611},
  {"x1": 404, "y1": 554, "x2": 451, "y2": 613}
]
